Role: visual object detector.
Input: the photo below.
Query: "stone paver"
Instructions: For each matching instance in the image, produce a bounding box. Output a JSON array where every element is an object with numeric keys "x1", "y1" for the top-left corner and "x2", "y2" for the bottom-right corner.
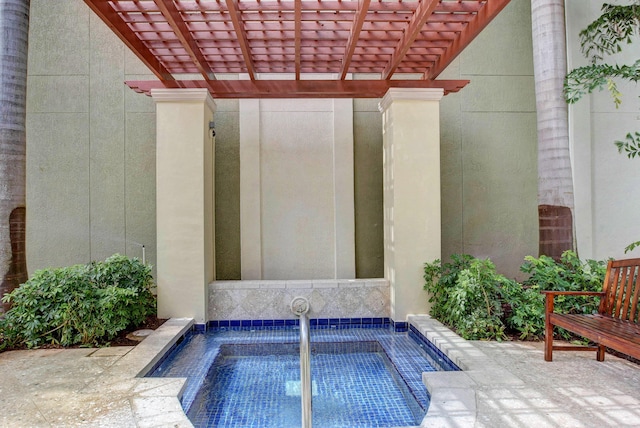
[{"x1": 0, "y1": 315, "x2": 638, "y2": 427}]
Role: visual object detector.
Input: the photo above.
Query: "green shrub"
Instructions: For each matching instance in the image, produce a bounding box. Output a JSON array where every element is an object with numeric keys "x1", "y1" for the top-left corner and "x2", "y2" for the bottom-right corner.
[
  {"x1": 424, "y1": 251, "x2": 607, "y2": 341},
  {"x1": 0, "y1": 254, "x2": 156, "y2": 350},
  {"x1": 518, "y1": 251, "x2": 606, "y2": 340},
  {"x1": 424, "y1": 256, "x2": 512, "y2": 340}
]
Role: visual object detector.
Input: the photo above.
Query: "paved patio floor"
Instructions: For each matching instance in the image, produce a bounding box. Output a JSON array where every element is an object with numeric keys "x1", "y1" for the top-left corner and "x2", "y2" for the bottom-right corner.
[{"x1": 0, "y1": 316, "x2": 638, "y2": 427}]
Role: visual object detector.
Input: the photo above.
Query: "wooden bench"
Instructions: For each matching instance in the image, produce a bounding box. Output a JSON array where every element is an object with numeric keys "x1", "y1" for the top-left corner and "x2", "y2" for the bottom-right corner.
[{"x1": 542, "y1": 258, "x2": 640, "y2": 362}]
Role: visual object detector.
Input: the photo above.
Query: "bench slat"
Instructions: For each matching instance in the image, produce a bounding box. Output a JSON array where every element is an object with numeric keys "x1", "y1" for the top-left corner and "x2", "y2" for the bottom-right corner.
[{"x1": 544, "y1": 258, "x2": 640, "y2": 362}]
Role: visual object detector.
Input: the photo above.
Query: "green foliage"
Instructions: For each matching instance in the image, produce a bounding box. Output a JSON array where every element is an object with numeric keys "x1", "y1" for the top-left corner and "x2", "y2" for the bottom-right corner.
[
  {"x1": 615, "y1": 131, "x2": 640, "y2": 158},
  {"x1": 625, "y1": 240, "x2": 640, "y2": 253},
  {"x1": 578, "y1": 2, "x2": 640, "y2": 63},
  {"x1": 425, "y1": 256, "x2": 510, "y2": 340},
  {"x1": 564, "y1": 2, "x2": 640, "y2": 257},
  {"x1": 424, "y1": 251, "x2": 607, "y2": 341},
  {"x1": 519, "y1": 251, "x2": 607, "y2": 340},
  {"x1": 564, "y1": 60, "x2": 640, "y2": 105},
  {"x1": 0, "y1": 254, "x2": 156, "y2": 350}
]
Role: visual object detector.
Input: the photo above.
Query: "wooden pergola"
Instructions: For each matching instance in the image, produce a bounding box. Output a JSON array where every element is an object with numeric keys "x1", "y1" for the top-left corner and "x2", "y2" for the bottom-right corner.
[{"x1": 85, "y1": 0, "x2": 510, "y2": 97}]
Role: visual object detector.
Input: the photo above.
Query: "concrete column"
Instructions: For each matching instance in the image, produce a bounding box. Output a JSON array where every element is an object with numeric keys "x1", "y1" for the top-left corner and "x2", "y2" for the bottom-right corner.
[
  {"x1": 152, "y1": 88, "x2": 216, "y2": 325},
  {"x1": 378, "y1": 88, "x2": 443, "y2": 323}
]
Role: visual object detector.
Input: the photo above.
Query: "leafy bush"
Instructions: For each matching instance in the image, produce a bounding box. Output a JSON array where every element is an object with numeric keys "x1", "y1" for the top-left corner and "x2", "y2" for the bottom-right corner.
[
  {"x1": 0, "y1": 254, "x2": 156, "y2": 350},
  {"x1": 424, "y1": 251, "x2": 607, "y2": 341},
  {"x1": 424, "y1": 256, "x2": 513, "y2": 340},
  {"x1": 518, "y1": 251, "x2": 606, "y2": 340}
]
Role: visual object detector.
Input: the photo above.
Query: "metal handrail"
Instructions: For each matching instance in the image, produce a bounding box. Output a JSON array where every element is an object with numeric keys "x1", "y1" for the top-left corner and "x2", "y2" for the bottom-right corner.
[
  {"x1": 299, "y1": 311, "x2": 312, "y2": 428},
  {"x1": 291, "y1": 297, "x2": 312, "y2": 428}
]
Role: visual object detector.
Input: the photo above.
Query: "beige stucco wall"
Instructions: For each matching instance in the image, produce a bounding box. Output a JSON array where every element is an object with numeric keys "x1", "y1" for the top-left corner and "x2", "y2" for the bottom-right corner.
[
  {"x1": 566, "y1": 0, "x2": 640, "y2": 261},
  {"x1": 439, "y1": 0, "x2": 539, "y2": 279},
  {"x1": 26, "y1": 0, "x2": 157, "y2": 273}
]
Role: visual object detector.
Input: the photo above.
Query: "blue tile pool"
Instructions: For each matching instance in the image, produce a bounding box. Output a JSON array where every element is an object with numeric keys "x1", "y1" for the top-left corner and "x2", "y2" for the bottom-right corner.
[{"x1": 148, "y1": 324, "x2": 459, "y2": 427}]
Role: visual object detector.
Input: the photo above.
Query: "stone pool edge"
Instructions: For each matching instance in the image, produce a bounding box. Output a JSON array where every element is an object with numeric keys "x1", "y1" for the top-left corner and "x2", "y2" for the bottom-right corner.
[
  {"x1": 409, "y1": 314, "x2": 524, "y2": 428},
  {"x1": 120, "y1": 317, "x2": 196, "y2": 427},
  {"x1": 129, "y1": 315, "x2": 521, "y2": 428}
]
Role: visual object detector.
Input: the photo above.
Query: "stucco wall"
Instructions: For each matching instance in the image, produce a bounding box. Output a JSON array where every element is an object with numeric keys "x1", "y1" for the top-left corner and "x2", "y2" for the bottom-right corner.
[
  {"x1": 439, "y1": 0, "x2": 539, "y2": 278},
  {"x1": 566, "y1": 0, "x2": 640, "y2": 261},
  {"x1": 26, "y1": 0, "x2": 157, "y2": 273}
]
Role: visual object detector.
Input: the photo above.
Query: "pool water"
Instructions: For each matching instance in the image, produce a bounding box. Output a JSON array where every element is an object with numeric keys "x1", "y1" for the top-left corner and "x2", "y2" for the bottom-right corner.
[{"x1": 149, "y1": 325, "x2": 458, "y2": 428}]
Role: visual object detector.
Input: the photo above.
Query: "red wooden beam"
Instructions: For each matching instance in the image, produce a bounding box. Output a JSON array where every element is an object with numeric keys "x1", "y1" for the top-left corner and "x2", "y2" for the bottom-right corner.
[
  {"x1": 340, "y1": 0, "x2": 371, "y2": 79},
  {"x1": 82, "y1": 0, "x2": 176, "y2": 84},
  {"x1": 225, "y1": 0, "x2": 257, "y2": 80},
  {"x1": 126, "y1": 79, "x2": 469, "y2": 98},
  {"x1": 294, "y1": 0, "x2": 302, "y2": 79},
  {"x1": 382, "y1": 0, "x2": 440, "y2": 79},
  {"x1": 425, "y1": 0, "x2": 512, "y2": 79},
  {"x1": 153, "y1": 0, "x2": 215, "y2": 81}
]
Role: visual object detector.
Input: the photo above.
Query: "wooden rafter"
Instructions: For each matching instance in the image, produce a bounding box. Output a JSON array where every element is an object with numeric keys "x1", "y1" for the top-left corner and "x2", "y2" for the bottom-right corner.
[
  {"x1": 339, "y1": 0, "x2": 371, "y2": 79},
  {"x1": 83, "y1": 0, "x2": 176, "y2": 84},
  {"x1": 425, "y1": 0, "x2": 512, "y2": 79},
  {"x1": 153, "y1": 0, "x2": 214, "y2": 81},
  {"x1": 225, "y1": 0, "x2": 257, "y2": 80},
  {"x1": 382, "y1": 0, "x2": 439, "y2": 80},
  {"x1": 294, "y1": 0, "x2": 302, "y2": 79}
]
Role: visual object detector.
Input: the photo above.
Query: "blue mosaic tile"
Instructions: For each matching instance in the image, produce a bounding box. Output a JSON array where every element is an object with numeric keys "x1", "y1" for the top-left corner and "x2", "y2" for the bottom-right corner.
[
  {"x1": 193, "y1": 324, "x2": 207, "y2": 332},
  {"x1": 148, "y1": 320, "x2": 458, "y2": 428},
  {"x1": 409, "y1": 325, "x2": 460, "y2": 372},
  {"x1": 393, "y1": 321, "x2": 409, "y2": 332}
]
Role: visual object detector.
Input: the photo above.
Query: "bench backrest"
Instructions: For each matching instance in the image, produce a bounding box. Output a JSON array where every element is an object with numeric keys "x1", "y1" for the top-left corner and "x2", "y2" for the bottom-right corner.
[{"x1": 599, "y1": 258, "x2": 640, "y2": 323}]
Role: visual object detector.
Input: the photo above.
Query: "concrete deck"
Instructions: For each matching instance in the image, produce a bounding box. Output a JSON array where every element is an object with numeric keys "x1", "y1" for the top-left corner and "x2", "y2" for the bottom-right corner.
[{"x1": 0, "y1": 315, "x2": 639, "y2": 427}]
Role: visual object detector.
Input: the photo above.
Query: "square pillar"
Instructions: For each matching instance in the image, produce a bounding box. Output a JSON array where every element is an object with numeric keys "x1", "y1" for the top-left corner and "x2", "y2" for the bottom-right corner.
[
  {"x1": 152, "y1": 88, "x2": 216, "y2": 325},
  {"x1": 378, "y1": 88, "x2": 443, "y2": 323}
]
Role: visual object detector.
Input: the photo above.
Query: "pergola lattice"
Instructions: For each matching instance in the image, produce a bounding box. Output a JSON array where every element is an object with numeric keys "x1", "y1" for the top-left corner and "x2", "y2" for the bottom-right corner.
[{"x1": 85, "y1": 0, "x2": 510, "y2": 98}]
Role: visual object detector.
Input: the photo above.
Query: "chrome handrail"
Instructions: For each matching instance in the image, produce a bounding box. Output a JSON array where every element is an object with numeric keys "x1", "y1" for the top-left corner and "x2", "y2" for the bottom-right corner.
[
  {"x1": 291, "y1": 297, "x2": 312, "y2": 428},
  {"x1": 299, "y1": 311, "x2": 312, "y2": 428}
]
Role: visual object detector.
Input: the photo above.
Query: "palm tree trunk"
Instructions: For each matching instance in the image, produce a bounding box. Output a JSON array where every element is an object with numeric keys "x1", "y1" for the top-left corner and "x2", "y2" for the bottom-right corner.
[
  {"x1": 531, "y1": 0, "x2": 575, "y2": 259},
  {"x1": 0, "y1": 0, "x2": 30, "y2": 313}
]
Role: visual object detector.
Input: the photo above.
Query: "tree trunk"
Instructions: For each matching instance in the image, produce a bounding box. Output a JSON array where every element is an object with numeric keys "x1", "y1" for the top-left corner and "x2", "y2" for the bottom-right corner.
[
  {"x1": 531, "y1": 0, "x2": 575, "y2": 259},
  {"x1": 0, "y1": 0, "x2": 30, "y2": 313}
]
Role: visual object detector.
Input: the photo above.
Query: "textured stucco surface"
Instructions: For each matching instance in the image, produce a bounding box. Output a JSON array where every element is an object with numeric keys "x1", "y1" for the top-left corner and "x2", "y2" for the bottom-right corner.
[{"x1": 26, "y1": 0, "x2": 156, "y2": 273}]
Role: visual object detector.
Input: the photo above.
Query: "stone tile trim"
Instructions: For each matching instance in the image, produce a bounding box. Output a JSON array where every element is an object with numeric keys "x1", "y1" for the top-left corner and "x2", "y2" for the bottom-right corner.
[
  {"x1": 409, "y1": 315, "x2": 524, "y2": 428},
  {"x1": 209, "y1": 278, "x2": 389, "y2": 320}
]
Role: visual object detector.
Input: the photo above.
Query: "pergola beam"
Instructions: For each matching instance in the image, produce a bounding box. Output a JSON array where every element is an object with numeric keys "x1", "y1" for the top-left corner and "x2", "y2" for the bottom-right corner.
[
  {"x1": 153, "y1": 0, "x2": 215, "y2": 81},
  {"x1": 339, "y1": 0, "x2": 371, "y2": 80},
  {"x1": 126, "y1": 79, "x2": 469, "y2": 98},
  {"x1": 82, "y1": 0, "x2": 176, "y2": 84},
  {"x1": 225, "y1": 0, "x2": 257, "y2": 80},
  {"x1": 425, "y1": 0, "x2": 511, "y2": 79},
  {"x1": 294, "y1": 0, "x2": 302, "y2": 79},
  {"x1": 382, "y1": 0, "x2": 439, "y2": 80}
]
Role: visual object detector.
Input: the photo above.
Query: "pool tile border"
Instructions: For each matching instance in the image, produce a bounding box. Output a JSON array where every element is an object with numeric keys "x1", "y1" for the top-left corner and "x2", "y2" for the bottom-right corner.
[{"x1": 205, "y1": 317, "x2": 414, "y2": 332}]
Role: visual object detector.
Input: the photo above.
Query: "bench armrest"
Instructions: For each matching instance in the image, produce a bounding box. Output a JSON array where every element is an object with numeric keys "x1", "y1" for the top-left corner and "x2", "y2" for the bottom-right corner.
[
  {"x1": 541, "y1": 291, "x2": 605, "y2": 297},
  {"x1": 541, "y1": 290, "x2": 605, "y2": 315}
]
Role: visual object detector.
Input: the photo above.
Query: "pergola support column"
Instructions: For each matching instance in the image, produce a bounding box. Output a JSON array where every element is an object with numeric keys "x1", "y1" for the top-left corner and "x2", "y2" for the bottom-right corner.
[
  {"x1": 379, "y1": 88, "x2": 443, "y2": 327},
  {"x1": 152, "y1": 88, "x2": 216, "y2": 325}
]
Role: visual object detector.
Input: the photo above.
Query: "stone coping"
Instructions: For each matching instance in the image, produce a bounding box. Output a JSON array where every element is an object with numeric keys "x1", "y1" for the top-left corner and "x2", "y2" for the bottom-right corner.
[
  {"x1": 119, "y1": 318, "x2": 195, "y2": 427},
  {"x1": 409, "y1": 315, "x2": 524, "y2": 427},
  {"x1": 210, "y1": 278, "x2": 388, "y2": 289}
]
